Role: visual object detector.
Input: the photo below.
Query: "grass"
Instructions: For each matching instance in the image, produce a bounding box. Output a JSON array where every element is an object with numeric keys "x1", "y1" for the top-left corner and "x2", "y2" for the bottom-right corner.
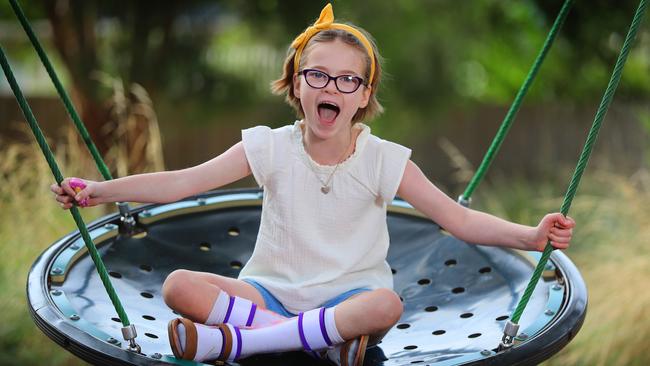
[
  {"x1": 474, "y1": 171, "x2": 650, "y2": 366},
  {"x1": 0, "y1": 128, "x2": 102, "y2": 366},
  {"x1": 1, "y1": 129, "x2": 650, "y2": 365}
]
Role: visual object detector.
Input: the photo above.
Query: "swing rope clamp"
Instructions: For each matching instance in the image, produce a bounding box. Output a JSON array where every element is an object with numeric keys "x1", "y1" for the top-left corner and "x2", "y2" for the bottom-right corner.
[
  {"x1": 457, "y1": 195, "x2": 471, "y2": 208},
  {"x1": 498, "y1": 320, "x2": 520, "y2": 352},
  {"x1": 121, "y1": 324, "x2": 141, "y2": 353},
  {"x1": 116, "y1": 202, "x2": 137, "y2": 235}
]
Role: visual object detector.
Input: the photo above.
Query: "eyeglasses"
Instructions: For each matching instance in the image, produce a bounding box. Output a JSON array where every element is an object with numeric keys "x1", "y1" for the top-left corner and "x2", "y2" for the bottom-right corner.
[{"x1": 300, "y1": 69, "x2": 366, "y2": 94}]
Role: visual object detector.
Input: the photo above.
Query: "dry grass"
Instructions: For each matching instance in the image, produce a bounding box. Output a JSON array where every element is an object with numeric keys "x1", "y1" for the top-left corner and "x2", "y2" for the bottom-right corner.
[
  {"x1": 474, "y1": 171, "x2": 650, "y2": 366},
  {"x1": 543, "y1": 172, "x2": 650, "y2": 366},
  {"x1": 0, "y1": 127, "x2": 102, "y2": 365},
  {"x1": 0, "y1": 78, "x2": 163, "y2": 365},
  {"x1": 95, "y1": 73, "x2": 165, "y2": 177}
]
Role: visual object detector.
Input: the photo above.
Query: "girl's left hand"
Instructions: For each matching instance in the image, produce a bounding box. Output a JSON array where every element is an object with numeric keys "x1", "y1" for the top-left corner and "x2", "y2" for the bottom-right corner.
[{"x1": 531, "y1": 213, "x2": 576, "y2": 251}]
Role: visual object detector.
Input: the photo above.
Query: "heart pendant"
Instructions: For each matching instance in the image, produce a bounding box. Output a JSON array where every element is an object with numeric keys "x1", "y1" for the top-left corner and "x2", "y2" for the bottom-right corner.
[{"x1": 321, "y1": 186, "x2": 330, "y2": 194}]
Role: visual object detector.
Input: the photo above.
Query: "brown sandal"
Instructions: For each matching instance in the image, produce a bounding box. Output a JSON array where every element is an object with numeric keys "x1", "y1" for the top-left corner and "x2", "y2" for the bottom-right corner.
[
  {"x1": 168, "y1": 318, "x2": 233, "y2": 363},
  {"x1": 346, "y1": 334, "x2": 368, "y2": 366},
  {"x1": 353, "y1": 335, "x2": 369, "y2": 366},
  {"x1": 325, "y1": 334, "x2": 369, "y2": 366},
  {"x1": 168, "y1": 318, "x2": 198, "y2": 360}
]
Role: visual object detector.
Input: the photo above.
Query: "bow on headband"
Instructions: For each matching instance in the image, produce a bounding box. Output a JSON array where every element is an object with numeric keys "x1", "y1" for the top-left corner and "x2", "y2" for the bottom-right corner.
[{"x1": 291, "y1": 4, "x2": 376, "y2": 85}]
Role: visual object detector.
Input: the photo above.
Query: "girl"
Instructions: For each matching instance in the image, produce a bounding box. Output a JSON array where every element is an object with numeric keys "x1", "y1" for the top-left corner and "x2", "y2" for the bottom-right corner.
[{"x1": 51, "y1": 4, "x2": 575, "y2": 366}]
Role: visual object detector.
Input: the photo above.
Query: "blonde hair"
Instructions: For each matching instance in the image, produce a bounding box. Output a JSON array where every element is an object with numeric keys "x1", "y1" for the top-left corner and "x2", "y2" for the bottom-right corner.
[{"x1": 271, "y1": 26, "x2": 384, "y2": 123}]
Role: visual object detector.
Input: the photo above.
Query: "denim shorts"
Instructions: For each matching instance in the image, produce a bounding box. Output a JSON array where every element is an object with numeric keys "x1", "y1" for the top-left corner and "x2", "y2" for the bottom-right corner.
[{"x1": 242, "y1": 279, "x2": 370, "y2": 318}]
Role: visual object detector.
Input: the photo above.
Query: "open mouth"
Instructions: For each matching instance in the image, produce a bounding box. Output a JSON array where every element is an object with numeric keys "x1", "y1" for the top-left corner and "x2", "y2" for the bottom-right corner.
[{"x1": 317, "y1": 102, "x2": 340, "y2": 123}]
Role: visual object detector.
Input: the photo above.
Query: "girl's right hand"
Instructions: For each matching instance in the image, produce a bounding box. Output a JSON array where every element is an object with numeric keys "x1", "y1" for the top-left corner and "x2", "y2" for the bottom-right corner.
[{"x1": 50, "y1": 178, "x2": 100, "y2": 209}]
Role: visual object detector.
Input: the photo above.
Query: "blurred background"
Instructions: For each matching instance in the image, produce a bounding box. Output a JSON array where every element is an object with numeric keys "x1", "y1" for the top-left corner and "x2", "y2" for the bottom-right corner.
[{"x1": 0, "y1": 0, "x2": 648, "y2": 365}]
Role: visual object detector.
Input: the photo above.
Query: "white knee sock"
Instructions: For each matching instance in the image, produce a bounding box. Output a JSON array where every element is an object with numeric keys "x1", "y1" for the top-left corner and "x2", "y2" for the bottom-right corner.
[
  {"x1": 181, "y1": 306, "x2": 345, "y2": 362},
  {"x1": 241, "y1": 306, "x2": 345, "y2": 357},
  {"x1": 205, "y1": 290, "x2": 286, "y2": 327}
]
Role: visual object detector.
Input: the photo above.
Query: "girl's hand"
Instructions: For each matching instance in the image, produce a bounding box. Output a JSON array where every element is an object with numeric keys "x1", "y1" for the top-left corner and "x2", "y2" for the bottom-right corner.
[
  {"x1": 530, "y1": 213, "x2": 576, "y2": 251},
  {"x1": 50, "y1": 178, "x2": 100, "y2": 209}
]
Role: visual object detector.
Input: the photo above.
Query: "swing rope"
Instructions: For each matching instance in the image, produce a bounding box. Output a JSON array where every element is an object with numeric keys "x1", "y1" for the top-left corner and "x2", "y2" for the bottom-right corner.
[
  {"x1": 8, "y1": 0, "x2": 113, "y2": 181},
  {"x1": 4, "y1": 0, "x2": 141, "y2": 350},
  {"x1": 460, "y1": 0, "x2": 573, "y2": 204},
  {"x1": 10, "y1": 0, "x2": 138, "y2": 231},
  {"x1": 0, "y1": 46, "x2": 140, "y2": 352},
  {"x1": 501, "y1": 0, "x2": 648, "y2": 349}
]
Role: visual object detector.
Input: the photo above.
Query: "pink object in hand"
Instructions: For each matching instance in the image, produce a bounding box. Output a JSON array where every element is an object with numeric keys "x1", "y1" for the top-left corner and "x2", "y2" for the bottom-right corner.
[{"x1": 69, "y1": 178, "x2": 89, "y2": 207}]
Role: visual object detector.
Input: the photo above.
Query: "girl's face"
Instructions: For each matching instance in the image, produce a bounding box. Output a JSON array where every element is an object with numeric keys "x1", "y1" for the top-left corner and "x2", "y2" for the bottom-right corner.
[{"x1": 293, "y1": 39, "x2": 371, "y2": 141}]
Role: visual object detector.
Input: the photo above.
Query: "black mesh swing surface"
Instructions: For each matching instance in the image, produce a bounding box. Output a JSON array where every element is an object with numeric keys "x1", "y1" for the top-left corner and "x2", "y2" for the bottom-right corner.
[{"x1": 27, "y1": 189, "x2": 587, "y2": 366}]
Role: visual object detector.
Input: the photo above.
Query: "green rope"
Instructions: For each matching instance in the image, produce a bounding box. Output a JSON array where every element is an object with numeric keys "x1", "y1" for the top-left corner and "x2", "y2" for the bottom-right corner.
[
  {"x1": 0, "y1": 46, "x2": 131, "y2": 328},
  {"x1": 510, "y1": 0, "x2": 648, "y2": 326},
  {"x1": 461, "y1": 0, "x2": 573, "y2": 202},
  {"x1": 8, "y1": 0, "x2": 113, "y2": 181}
]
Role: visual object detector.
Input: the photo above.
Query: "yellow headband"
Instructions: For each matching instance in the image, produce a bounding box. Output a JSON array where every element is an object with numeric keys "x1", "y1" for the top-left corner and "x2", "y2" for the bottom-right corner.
[{"x1": 291, "y1": 3, "x2": 376, "y2": 85}]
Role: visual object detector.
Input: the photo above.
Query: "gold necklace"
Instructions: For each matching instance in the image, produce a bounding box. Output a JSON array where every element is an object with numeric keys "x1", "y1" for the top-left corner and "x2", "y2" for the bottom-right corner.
[{"x1": 306, "y1": 133, "x2": 353, "y2": 195}]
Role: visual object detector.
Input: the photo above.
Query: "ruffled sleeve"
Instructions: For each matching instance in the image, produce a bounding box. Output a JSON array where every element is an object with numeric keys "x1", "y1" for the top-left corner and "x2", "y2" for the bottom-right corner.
[
  {"x1": 242, "y1": 125, "x2": 273, "y2": 187},
  {"x1": 377, "y1": 140, "x2": 412, "y2": 203}
]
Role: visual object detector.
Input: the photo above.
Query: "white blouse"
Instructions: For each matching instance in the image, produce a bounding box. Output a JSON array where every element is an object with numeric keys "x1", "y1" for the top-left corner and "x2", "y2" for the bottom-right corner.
[{"x1": 239, "y1": 120, "x2": 411, "y2": 313}]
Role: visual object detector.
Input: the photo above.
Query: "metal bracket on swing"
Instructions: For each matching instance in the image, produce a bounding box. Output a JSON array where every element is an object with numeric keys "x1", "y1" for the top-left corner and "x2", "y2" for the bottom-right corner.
[
  {"x1": 121, "y1": 324, "x2": 142, "y2": 353},
  {"x1": 116, "y1": 202, "x2": 137, "y2": 235},
  {"x1": 497, "y1": 320, "x2": 520, "y2": 352}
]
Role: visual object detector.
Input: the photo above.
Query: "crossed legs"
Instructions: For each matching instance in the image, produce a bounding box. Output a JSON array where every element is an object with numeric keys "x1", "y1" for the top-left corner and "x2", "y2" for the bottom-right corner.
[{"x1": 162, "y1": 269, "x2": 403, "y2": 361}]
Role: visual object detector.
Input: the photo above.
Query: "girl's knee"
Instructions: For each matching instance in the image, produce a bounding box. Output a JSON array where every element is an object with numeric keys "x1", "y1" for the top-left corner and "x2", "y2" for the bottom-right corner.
[
  {"x1": 370, "y1": 288, "x2": 403, "y2": 328},
  {"x1": 162, "y1": 269, "x2": 206, "y2": 307}
]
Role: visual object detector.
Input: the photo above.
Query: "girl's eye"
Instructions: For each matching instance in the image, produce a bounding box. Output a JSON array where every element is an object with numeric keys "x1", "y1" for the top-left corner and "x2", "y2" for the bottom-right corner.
[
  {"x1": 310, "y1": 71, "x2": 327, "y2": 79},
  {"x1": 339, "y1": 76, "x2": 360, "y2": 88}
]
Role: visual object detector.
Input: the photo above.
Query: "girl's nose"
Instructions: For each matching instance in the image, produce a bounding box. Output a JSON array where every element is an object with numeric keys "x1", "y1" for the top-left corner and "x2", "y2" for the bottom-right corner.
[{"x1": 323, "y1": 78, "x2": 339, "y2": 94}]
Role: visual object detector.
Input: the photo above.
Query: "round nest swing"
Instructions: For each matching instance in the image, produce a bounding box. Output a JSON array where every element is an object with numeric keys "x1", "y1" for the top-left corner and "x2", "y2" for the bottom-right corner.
[{"x1": 28, "y1": 189, "x2": 587, "y2": 366}]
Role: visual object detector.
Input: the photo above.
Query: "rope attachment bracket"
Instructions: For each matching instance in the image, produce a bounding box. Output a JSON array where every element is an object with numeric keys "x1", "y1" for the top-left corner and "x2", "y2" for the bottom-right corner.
[
  {"x1": 497, "y1": 320, "x2": 520, "y2": 352},
  {"x1": 116, "y1": 202, "x2": 138, "y2": 236},
  {"x1": 121, "y1": 324, "x2": 141, "y2": 353}
]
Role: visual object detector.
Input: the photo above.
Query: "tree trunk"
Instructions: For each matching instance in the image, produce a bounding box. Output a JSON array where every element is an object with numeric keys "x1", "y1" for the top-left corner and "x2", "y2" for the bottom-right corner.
[{"x1": 44, "y1": 0, "x2": 111, "y2": 155}]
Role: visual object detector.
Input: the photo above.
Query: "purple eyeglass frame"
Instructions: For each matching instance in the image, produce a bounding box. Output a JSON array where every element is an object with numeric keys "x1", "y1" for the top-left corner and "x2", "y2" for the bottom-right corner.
[{"x1": 300, "y1": 68, "x2": 366, "y2": 93}]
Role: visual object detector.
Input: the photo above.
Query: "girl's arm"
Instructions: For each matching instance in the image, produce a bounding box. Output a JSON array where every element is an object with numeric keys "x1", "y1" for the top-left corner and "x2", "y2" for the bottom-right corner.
[
  {"x1": 396, "y1": 160, "x2": 574, "y2": 251},
  {"x1": 52, "y1": 141, "x2": 251, "y2": 208}
]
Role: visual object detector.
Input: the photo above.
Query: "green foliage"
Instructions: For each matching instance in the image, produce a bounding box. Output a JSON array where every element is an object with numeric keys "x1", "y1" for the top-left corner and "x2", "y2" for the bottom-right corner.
[
  {"x1": 0, "y1": 1, "x2": 44, "y2": 20},
  {"x1": 2, "y1": 0, "x2": 648, "y2": 123}
]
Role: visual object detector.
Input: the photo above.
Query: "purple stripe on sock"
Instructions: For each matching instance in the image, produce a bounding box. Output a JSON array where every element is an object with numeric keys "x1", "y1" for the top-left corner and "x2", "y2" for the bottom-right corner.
[
  {"x1": 223, "y1": 296, "x2": 235, "y2": 323},
  {"x1": 298, "y1": 312, "x2": 311, "y2": 351},
  {"x1": 319, "y1": 307, "x2": 333, "y2": 346},
  {"x1": 246, "y1": 303, "x2": 257, "y2": 327},
  {"x1": 234, "y1": 326, "x2": 242, "y2": 361}
]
